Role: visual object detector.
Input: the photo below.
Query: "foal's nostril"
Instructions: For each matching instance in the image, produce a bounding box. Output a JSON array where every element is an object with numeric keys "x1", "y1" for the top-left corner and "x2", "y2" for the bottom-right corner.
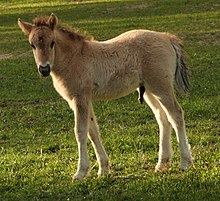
[{"x1": 39, "y1": 64, "x2": 51, "y2": 77}]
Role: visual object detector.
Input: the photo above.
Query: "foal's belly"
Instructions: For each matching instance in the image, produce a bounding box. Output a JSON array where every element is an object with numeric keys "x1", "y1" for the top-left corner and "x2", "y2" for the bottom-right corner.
[{"x1": 92, "y1": 72, "x2": 140, "y2": 101}]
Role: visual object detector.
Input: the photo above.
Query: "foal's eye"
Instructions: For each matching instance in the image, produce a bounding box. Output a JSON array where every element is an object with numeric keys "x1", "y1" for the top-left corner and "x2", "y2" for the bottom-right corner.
[
  {"x1": 50, "y1": 41, "x2": 55, "y2": 48},
  {"x1": 30, "y1": 44, "x2": 36, "y2": 50}
]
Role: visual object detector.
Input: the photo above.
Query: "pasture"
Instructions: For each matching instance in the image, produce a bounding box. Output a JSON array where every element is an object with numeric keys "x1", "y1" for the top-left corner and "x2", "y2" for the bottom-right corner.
[{"x1": 0, "y1": 0, "x2": 219, "y2": 200}]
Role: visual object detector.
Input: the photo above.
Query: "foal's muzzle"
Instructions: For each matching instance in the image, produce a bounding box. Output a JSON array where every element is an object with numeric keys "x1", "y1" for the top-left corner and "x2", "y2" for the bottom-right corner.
[{"x1": 39, "y1": 64, "x2": 51, "y2": 77}]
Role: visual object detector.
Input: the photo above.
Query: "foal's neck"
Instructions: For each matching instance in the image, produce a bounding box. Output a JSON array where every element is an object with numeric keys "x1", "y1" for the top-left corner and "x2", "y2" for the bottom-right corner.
[{"x1": 52, "y1": 31, "x2": 85, "y2": 76}]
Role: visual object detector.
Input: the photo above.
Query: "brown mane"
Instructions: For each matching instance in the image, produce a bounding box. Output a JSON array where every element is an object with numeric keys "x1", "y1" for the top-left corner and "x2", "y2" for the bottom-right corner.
[
  {"x1": 33, "y1": 16, "x2": 50, "y2": 27},
  {"x1": 32, "y1": 16, "x2": 93, "y2": 41}
]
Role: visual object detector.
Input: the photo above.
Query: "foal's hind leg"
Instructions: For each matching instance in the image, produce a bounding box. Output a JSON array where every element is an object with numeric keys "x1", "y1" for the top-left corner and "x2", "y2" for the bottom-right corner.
[
  {"x1": 88, "y1": 106, "x2": 110, "y2": 177},
  {"x1": 156, "y1": 93, "x2": 192, "y2": 171},
  {"x1": 144, "y1": 93, "x2": 172, "y2": 172}
]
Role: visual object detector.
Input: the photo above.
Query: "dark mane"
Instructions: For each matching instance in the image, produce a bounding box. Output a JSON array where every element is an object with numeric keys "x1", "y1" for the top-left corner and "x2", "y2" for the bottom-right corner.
[
  {"x1": 57, "y1": 26, "x2": 93, "y2": 41},
  {"x1": 32, "y1": 16, "x2": 93, "y2": 41},
  {"x1": 33, "y1": 16, "x2": 50, "y2": 27}
]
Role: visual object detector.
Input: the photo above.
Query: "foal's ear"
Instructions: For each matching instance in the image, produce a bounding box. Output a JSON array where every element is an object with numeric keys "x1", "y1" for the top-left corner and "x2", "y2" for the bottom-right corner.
[
  {"x1": 48, "y1": 13, "x2": 57, "y2": 30},
  {"x1": 18, "y1": 19, "x2": 33, "y2": 35}
]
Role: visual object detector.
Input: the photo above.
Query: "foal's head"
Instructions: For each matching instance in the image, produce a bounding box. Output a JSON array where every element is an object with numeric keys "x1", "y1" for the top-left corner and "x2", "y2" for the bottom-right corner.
[{"x1": 18, "y1": 14, "x2": 57, "y2": 77}]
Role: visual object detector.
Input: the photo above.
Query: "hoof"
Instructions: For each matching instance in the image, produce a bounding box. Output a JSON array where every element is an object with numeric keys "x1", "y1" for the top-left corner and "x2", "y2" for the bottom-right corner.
[
  {"x1": 98, "y1": 168, "x2": 110, "y2": 177},
  {"x1": 155, "y1": 162, "x2": 170, "y2": 172},
  {"x1": 179, "y1": 154, "x2": 193, "y2": 171},
  {"x1": 98, "y1": 160, "x2": 110, "y2": 177},
  {"x1": 179, "y1": 159, "x2": 192, "y2": 171},
  {"x1": 72, "y1": 174, "x2": 84, "y2": 181},
  {"x1": 72, "y1": 171, "x2": 89, "y2": 181},
  {"x1": 155, "y1": 158, "x2": 170, "y2": 172}
]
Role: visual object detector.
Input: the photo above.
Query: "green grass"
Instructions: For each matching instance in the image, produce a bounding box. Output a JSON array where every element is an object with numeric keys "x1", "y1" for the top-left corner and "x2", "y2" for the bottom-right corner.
[{"x1": 0, "y1": 0, "x2": 220, "y2": 200}]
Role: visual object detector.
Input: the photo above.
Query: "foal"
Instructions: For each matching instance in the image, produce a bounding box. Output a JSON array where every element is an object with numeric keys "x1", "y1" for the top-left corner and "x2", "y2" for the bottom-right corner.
[{"x1": 18, "y1": 14, "x2": 192, "y2": 180}]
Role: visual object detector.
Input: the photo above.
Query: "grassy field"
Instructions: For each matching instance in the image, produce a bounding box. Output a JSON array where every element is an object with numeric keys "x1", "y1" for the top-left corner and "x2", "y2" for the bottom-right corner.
[{"x1": 0, "y1": 0, "x2": 220, "y2": 200}]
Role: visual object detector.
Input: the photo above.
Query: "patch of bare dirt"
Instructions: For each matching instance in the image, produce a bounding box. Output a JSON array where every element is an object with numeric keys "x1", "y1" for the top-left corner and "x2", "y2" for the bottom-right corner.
[
  {"x1": 68, "y1": 0, "x2": 89, "y2": 2},
  {"x1": 123, "y1": 3, "x2": 151, "y2": 10},
  {"x1": 0, "y1": 51, "x2": 32, "y2": 60},
  {"x1": 106, "y1": 3, "x2": 151, "y2": 12}
]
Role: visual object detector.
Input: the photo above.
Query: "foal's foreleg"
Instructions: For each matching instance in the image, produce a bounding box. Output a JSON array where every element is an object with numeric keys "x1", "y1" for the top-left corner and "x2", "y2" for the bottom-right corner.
[
  {"x1": 144, "y1": 93, "x2": 172, "y2": 172},
  {"x1": 88, "y1": 106, "x2": 110, "y2": 177},
  {"x1": 70, "y1": 97, "x2": 90, "y2": 180}
]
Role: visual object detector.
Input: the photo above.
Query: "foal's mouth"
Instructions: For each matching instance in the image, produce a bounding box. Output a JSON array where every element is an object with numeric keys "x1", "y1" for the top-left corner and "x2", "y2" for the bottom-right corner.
[{"x1": 38, "y1": 64, "x2": 51, "y2": 77}]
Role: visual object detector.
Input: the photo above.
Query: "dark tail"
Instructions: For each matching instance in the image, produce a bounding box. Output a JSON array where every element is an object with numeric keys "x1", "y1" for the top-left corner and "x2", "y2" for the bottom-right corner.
[{"x1": 168, "y1": 34, "x2": 190, "y2": 94}]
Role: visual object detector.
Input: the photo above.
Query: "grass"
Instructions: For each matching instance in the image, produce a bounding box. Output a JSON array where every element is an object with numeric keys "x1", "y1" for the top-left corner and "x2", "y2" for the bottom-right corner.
[{"x1": 0, "y1": 0, "x2": 220, "y2": 200}]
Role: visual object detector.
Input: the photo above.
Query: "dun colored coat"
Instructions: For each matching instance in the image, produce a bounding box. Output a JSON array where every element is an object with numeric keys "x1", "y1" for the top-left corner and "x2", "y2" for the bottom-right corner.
[{"x1": 18, "y1": 14, "x2": 192, "y2": 180}]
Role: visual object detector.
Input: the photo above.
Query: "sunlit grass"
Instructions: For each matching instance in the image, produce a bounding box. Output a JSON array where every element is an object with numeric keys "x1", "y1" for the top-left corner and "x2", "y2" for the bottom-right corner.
[{"x1": 0, "y1": 0, "x2": 220, "y2": 200}]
